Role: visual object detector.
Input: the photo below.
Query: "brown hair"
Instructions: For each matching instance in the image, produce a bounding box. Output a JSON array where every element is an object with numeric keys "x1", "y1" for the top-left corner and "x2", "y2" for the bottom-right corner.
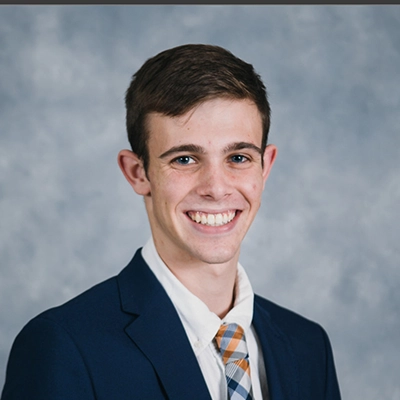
[{"x1": 125, "y1": 44, "x2": 271, "y2": 172}]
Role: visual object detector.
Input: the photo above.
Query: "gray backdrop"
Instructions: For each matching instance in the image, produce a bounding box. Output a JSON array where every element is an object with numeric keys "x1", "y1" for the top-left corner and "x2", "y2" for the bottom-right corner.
[{"x1": 1, "y1": 5, "x2": 399, "y2": 399}]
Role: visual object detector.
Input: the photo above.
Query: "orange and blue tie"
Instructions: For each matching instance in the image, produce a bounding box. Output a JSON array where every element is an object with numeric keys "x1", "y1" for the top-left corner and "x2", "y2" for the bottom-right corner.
[{"x1": 215, "y1": 323, "x2": 253, "y2": 400}]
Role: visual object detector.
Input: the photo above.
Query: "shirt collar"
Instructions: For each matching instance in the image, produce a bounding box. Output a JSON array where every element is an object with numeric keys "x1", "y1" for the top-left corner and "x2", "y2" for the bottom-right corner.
[{"x1": 141, "y1": 237, "x2": 254, "y2": 356}]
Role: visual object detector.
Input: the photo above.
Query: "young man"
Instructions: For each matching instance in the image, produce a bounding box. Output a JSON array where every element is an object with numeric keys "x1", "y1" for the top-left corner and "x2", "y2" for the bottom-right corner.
[{"x1": 2, "y1": 44, "x2": 341, "y2": 399}]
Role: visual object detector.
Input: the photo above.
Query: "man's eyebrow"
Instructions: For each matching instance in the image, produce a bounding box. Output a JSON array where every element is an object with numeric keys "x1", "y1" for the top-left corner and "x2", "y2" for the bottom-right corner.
[
  {"x1": 224, "y1": 142, "x2": 263, "y2": 155},
  {"x1": 159, "y1": 144, "x2": 205, "y2": 159},
  {"x1": 159, "y1": 142, "x2": 262, "y2": 159}
]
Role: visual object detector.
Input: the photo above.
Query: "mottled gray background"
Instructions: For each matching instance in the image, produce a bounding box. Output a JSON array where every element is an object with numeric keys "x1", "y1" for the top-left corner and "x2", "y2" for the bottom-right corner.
[{"x1": 0, "y1": 5, "x2": 399, "y2": 399}]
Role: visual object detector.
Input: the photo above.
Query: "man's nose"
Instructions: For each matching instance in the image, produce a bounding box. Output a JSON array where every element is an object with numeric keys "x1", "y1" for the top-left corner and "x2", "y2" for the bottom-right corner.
[{"x1": 196, "y1": 163, "x2": 233, "y2": 201}]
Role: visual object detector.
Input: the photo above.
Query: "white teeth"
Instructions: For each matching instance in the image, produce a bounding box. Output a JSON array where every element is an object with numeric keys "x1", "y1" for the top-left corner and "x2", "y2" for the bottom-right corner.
[{"x1": 188, "y1": 211, "x2": 236, "y2": 226}]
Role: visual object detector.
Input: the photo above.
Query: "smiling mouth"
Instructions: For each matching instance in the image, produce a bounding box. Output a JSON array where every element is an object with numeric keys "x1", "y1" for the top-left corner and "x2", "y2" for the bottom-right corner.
[{"x1": 187, "y1": 210, "x2": 237, "y2": 227}]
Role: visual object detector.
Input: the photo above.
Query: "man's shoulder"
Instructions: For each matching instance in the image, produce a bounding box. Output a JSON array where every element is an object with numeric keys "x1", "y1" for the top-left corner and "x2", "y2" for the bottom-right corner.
[
  {"x1": 28, "y1": 274, "x2": 121, "y2": 335},
  {"x1": 22, "y1": 249, "x2": 149, "y2": 338},
  {"x1": 254, "y1": 294, "x2": 327, "y2": 340},
  {"x1": 253, "y1": 297, "x2": 341, "y2": 399}
]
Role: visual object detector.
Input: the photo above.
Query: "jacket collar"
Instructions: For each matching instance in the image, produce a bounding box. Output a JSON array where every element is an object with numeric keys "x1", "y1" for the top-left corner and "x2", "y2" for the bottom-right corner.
[{"x1": 117, "y1": 249, "x2": 212, "y2": 400}]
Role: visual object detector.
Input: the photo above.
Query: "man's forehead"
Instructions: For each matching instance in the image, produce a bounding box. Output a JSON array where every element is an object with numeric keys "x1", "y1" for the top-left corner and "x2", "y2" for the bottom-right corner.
[{"x1": 146, "y1": 97, "x2": 261, "y2": 129}]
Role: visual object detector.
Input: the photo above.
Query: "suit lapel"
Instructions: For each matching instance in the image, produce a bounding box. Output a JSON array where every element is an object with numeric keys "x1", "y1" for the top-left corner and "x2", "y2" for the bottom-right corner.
[
  {"x1": 117, "y1": 250, "x2": 212, "y2": 400},
  {"x1": 253, "y1": 296, "x2": 299, "y2": 400}
]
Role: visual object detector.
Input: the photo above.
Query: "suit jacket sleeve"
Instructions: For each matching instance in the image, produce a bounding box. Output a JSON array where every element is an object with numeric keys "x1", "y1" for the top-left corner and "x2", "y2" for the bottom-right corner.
[
  {"x1": 2, "y1": 316, "x2": 95, "y2": 400},
  {"x1": 320, "y1": 325, "x2": 341, "y2": 400},
  {"x1": 290, "y1": 318, "x2": 341, "y2": 399}
]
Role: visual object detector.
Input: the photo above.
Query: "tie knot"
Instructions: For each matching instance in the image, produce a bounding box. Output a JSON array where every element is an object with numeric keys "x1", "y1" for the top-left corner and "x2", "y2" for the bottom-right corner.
[{"x1": 215, "y1": 323, "x2": 249, "y2": 365}]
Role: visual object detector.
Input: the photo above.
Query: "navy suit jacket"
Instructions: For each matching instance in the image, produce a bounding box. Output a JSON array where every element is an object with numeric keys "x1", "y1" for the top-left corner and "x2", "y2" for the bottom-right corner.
[{"x1": 2, "y1": 249, "x2": 341, "y2": 399}]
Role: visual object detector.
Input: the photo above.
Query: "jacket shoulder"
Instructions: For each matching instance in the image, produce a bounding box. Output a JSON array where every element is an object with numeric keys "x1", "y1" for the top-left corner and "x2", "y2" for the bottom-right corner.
[
  {"x1": 39, "y1": 275, "x2": 120, "y2": 323},
  {"x1": 254, "y1": 294, "x2": 341, "y2": 399},
  {"x1": 254, "y1": 294, "x2": 325, "y2": 338}
]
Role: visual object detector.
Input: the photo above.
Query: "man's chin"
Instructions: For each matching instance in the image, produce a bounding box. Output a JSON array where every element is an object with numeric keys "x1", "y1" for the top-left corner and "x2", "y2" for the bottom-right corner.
[{"x1": 188, "y1": 246, "x2": 240, "y2": 267}]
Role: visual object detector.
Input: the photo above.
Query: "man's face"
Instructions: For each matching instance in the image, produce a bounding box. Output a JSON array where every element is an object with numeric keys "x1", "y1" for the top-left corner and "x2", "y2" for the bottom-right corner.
[{"x1": 134, "y1": 98, "x2": 276, "y2": 268}]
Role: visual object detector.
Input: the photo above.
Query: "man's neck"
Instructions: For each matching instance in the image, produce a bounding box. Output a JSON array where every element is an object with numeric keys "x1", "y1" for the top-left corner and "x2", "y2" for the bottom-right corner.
[{"x1": 157, "y1": 251, "x2": 239, "y2": 319}]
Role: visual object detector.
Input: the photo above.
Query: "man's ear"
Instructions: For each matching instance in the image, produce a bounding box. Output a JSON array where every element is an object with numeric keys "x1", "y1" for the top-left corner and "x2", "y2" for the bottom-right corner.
[
  {"x1": 117, "y1": 149, "x2": 151, "y2": 196},
  {"x1": 262, "y1": 144, "x2": 278, "y2": 187}
]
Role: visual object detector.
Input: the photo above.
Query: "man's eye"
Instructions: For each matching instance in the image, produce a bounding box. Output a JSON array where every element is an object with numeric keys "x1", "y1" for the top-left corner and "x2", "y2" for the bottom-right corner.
[
  {"x1": 174, "y1": 156, "x2": 195, "y2": 165},
  {"x1": 230, "y1": 154, "x2": 248, "y2": 163}
]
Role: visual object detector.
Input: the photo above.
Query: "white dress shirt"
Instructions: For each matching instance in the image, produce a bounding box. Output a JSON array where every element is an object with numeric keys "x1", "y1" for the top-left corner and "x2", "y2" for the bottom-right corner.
[{"x1": 142, "y1": 237, "x2": 269, "y2": 400}]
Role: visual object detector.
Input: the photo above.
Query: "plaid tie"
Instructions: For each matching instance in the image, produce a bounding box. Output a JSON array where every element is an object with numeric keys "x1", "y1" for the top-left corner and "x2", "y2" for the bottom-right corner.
[{"x1": 215, "y1": 323, "x2": 253, "y2": 400}]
